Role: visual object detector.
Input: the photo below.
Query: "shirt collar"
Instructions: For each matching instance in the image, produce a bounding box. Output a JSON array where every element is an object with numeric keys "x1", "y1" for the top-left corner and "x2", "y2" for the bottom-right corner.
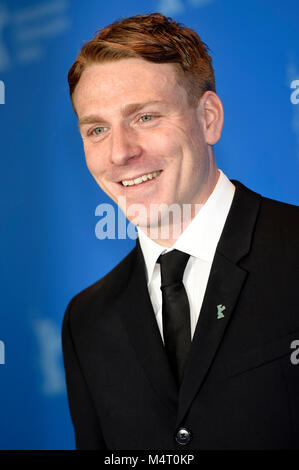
[{"x1": 137, "y1": 169, "x2": 235, "y2": 285}]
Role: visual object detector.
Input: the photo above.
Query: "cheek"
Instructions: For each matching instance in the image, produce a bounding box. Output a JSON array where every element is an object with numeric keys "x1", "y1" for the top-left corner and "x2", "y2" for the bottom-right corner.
[
  {"x1": 84, "y1": 145, "x2": 105, "y2": 176},
  {"x1": 147, "y1": 130, "x2": 182, "y2": 161}
]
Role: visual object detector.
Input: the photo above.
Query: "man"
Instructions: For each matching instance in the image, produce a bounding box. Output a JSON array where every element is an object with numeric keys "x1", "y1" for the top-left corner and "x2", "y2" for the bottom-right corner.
[{"x1": 62, "y1": 13, "x2": 299, "y2": 450}]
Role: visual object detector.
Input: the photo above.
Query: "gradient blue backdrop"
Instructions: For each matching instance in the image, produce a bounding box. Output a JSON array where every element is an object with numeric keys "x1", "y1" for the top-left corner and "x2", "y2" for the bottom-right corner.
[{"x1": 0, "y1": 0, "x2": 298, "y2": 449}]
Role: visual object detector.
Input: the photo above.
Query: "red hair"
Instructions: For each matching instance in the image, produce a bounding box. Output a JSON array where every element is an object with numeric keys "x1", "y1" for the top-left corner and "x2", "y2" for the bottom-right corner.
[{"x1": 68, "y1": 13, "x2": 216, "y2": 111}]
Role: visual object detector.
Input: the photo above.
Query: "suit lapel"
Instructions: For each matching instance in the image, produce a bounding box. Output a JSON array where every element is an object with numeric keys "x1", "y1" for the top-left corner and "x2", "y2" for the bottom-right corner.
[
  {"x1": 176, "y1": 180, "x2": 262, "y2": 426},
  {"x1": 120, "y1": 239, "x2": 178, "y2": 413},
  {"x1": 119, "y1": 180, "x2": 262, "y2": 423},
  {"x1": 176, "y1": 252, "x2": 247, "y2": 425}
]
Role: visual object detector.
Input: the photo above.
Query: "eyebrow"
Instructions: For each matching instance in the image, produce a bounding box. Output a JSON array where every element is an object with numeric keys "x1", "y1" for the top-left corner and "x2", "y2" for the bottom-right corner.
[{"x1": 77, "y1": 100, "x2": 165, "y2": 129}]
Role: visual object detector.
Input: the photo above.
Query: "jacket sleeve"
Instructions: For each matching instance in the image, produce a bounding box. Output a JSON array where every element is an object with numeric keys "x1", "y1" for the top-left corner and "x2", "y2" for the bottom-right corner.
[{"x1": 61, "y1": 299, "x2": 107, "y2": 450}]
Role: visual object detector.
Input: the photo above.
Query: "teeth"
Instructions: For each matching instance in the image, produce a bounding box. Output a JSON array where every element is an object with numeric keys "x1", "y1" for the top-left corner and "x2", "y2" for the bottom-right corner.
[{"x1": 121, "y1": 170, "x2": 161, "y2": 186}]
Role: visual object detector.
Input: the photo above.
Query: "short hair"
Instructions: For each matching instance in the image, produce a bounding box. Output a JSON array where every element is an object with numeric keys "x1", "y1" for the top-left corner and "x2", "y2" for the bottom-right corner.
[{"x1": 68, "y1": 12, "x2": 216, "y2": 112}]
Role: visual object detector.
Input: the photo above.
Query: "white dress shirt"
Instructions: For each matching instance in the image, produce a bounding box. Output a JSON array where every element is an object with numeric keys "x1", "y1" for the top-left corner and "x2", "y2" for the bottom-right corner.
[{"x1": 136, "y1": 169, "x2": 236, "y2": 342}]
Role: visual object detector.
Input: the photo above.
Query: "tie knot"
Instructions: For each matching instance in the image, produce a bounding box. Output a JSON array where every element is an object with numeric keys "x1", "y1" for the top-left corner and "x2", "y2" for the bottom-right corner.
[{"x1": 158, "y1": 249, "x2": 190, "y2": 288}]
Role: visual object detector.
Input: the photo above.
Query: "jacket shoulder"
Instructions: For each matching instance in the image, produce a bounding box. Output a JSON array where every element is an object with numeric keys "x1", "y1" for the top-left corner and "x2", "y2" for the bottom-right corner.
[
  {"x1": 232, "y1": 179, "x2": 299, "y2": 242},
  {"x1": 258, "y1": 192, "x2": 299, "y2": 244},
  {"x1": 63, "y1": 245, "x2": 137, "y2": 323}
]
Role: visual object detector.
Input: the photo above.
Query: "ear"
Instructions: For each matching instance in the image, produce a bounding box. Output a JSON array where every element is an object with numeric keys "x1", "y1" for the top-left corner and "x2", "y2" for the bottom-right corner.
[{"x1": 198, "y1": 91, "x2": 224, "y2": 145}]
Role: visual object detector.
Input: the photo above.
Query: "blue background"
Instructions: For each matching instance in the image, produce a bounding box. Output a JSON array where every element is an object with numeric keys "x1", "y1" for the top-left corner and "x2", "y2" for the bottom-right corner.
[{"x1": 0, "y1": 0, "x2": 298, "y2": 450}]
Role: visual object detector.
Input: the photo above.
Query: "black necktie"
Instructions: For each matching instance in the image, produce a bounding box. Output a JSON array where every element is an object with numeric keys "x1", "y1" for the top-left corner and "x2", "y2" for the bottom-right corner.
[{"x1": 158, "y1": 249, "x2": 191, "y2": 386}]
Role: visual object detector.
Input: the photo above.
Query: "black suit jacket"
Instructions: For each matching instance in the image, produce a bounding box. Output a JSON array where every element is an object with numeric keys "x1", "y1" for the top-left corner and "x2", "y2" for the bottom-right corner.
[{"x1": 62, "y1": 180, "x2": 299, "y2": 450}]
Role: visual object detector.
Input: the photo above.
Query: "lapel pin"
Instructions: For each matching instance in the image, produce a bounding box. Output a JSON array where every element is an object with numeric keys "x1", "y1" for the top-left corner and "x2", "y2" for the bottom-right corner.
[{"x1": 217, "y1": 304, "x2": 226, "y2": 319}]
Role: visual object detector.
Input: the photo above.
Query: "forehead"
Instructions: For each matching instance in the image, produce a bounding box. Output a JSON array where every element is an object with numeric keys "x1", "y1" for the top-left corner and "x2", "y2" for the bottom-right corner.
[{"x1": 73, "y1": 58, "x2": 187, "y2": 117}]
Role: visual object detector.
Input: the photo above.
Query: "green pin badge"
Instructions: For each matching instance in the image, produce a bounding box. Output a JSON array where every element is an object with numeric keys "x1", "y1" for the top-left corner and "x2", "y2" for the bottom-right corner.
[{"x1": 217, "y1": 304, "x2": 226, "y2": 319}]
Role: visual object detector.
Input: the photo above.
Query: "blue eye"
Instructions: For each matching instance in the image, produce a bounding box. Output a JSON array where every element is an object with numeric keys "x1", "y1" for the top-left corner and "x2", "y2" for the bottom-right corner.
[
  {"x1": 140, "y1": 115, "x2": 152, "y2": 122},
  {"x1": 93, "y1": 127, "x2": 105, "y2": 135}
]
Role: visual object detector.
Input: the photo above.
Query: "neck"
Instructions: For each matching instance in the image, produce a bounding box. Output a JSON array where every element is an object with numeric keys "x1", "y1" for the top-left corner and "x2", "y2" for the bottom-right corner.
[{"x1": 139, "y1": 166, "x2": 220, "y2": 248}]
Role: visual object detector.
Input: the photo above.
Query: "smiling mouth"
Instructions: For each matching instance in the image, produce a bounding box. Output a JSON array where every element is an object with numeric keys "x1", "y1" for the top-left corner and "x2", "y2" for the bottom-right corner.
[{"x1": 120, "y1": 170, "x2": 162, "y2": 187}]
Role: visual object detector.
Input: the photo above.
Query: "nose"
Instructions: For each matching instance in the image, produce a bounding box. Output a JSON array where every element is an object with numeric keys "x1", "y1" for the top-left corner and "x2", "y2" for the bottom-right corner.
[{"x1": 109, "y1": 124, "x2": 142, "y2": 166}]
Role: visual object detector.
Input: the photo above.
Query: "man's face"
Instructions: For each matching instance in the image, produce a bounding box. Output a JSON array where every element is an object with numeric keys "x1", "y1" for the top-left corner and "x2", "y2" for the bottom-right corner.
[{"x1": 73, "y1": 58, "x2": 213, "y2": 228}]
